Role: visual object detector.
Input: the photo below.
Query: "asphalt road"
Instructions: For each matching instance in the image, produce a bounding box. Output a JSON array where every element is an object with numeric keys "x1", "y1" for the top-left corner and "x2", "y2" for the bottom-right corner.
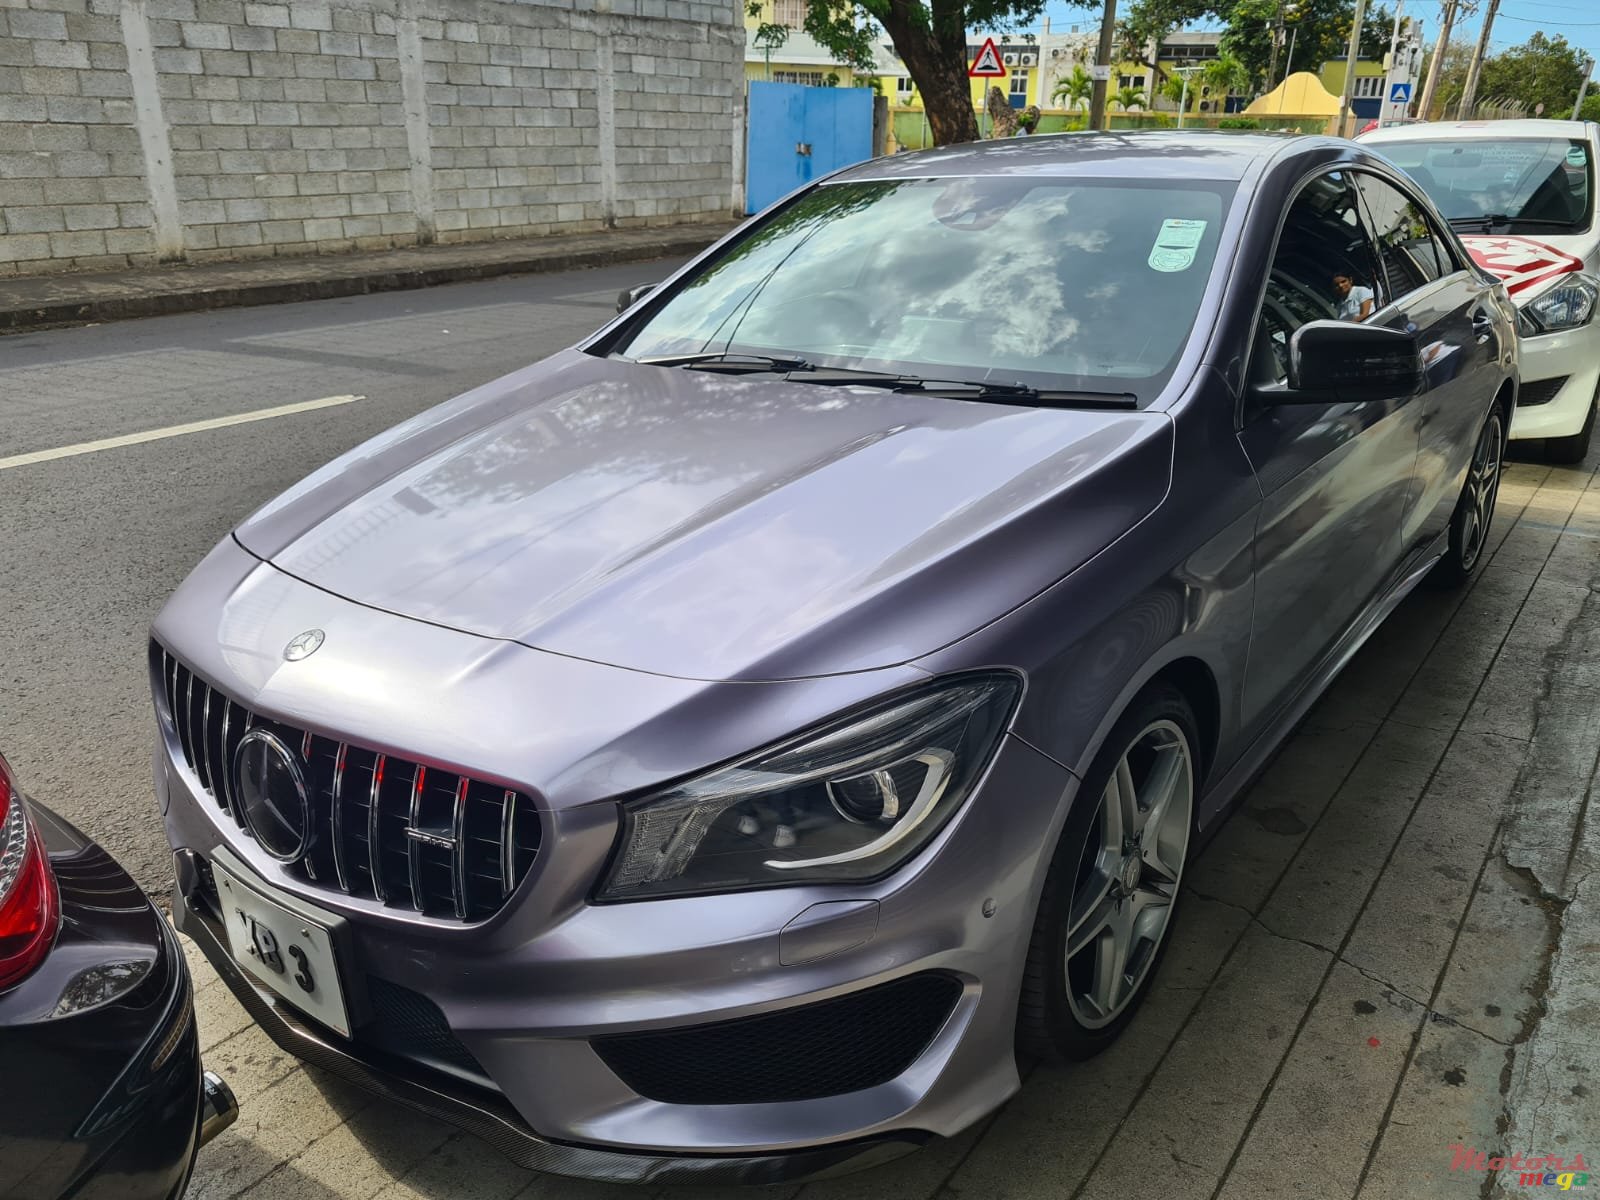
[{"x1": 0, "y1": 259, "x2": 686, "y2": 897}]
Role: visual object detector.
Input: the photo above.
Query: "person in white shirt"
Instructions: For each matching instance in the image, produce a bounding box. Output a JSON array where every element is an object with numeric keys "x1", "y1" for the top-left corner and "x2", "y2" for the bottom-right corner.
[{"x1": 1333, "y1": 273, "x2": 1375, "y2": 321}]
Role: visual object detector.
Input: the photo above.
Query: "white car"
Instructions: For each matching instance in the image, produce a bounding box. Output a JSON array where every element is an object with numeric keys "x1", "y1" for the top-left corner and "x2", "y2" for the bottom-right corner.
[{"x1": 1361, "y1": 119, "x2": 1599, "y2": 462}]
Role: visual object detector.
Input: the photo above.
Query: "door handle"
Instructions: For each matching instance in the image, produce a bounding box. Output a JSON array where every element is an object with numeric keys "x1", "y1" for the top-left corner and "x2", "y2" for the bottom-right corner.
[{"x1": 1470, "y1": 312, "x2": 1494, "y2": 343}]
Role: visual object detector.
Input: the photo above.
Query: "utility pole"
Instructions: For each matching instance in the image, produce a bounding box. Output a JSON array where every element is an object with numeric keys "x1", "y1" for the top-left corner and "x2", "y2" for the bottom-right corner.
[
  {"x1": 1336, "y1": 0, "x2": 1370, "y2": 137},
  {"x1": 1458, "y1": 0, "x2": 1500, "y2": 119},
  {"x1": 1574, "y1": 55, "x2": 1595, "y2": 121},
  {"x1": 1088, "y1": 0, "x2": 1118, "y2": 131},
  {"x1": 1381, "y1": 2, "x2": 1405, "y2": 124},
  {"x1": 1266, "y1": 13, "x2": 1283, "y2": 94},
  {"x1": 1417, "y1": 0, "x2": 1459, "y2": 121},
  {"x1": 1175, "y1": 64, "x2": 1199, "y2": 127}
]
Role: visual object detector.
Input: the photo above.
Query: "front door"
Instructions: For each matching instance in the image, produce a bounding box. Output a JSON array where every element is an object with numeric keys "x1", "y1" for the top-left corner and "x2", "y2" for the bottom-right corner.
[
  {"x1": 1352, "y1": 170, "x2": 1500, "y2": 554},
  {"x1": 1238, "y1": 169, "x2": 1422, "y2": 728}
]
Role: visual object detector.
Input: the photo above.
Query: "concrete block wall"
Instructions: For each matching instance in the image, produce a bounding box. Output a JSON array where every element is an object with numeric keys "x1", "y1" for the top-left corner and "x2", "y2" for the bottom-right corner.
[{"x1": 0, "y1": 0, "x2": 743, "y2": 276}]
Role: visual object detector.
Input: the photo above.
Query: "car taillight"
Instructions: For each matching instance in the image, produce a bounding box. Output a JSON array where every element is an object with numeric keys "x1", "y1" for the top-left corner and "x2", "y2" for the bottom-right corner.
[{"x1": 0, "y1": 754, "x2": 59, "y2": 991}]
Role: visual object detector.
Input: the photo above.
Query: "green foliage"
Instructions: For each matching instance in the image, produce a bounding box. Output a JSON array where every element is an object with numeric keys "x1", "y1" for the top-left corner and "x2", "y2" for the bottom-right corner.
[
  {"x1": 1203, "y1": 53, "x2": 1251, "y2": 96},
  {"x1": 1117, "y1": 0, "x2": 1210, "y2": 84},
  {"x1": 1582, "y1": 90, "x2": 1600, "y2": 123},
  {"x1": 1113, "y1": 85, "x2": 1148, "y2": 110},
  {"x1": 1476, "y1": 33, "x2": 1587, "y2": 116},
  {"x1": 1217, "y1": 115, "x2": 1260, "y2": 128},
  {"x1": 1052, "y1": 64, "x2": 1095, "y2": 110},
  {"x1": 1216, "y1": 0, "x2": 1392, "y2": 93}
]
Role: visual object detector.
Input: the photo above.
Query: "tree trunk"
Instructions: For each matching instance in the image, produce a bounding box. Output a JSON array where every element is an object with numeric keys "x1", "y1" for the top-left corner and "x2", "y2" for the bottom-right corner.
[{"x1": 880, "y1": 0, "x2": 978, "y2": 145}]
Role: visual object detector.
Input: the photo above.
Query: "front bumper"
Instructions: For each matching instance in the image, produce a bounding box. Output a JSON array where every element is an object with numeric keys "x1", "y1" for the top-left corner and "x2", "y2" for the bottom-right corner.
[
  {"x1": 172, "y1": 861, "x2": 924, "y2": 1184},
  {"x1": 153, "y1": 542, "x2": 1076, "y2": 1181},
  {"x1": 1508, "y1": 319, "x2": 1600, "y2": 441}
]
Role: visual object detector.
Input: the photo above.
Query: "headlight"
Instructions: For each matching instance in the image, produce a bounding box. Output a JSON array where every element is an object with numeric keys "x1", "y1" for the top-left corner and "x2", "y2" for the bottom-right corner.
[
  {"x1": 598, "y1": 673, "x2": 1021, "y2": 901},
  {"x1": 1521, "y1": 273, "x2": 1599, "y2": 334}
]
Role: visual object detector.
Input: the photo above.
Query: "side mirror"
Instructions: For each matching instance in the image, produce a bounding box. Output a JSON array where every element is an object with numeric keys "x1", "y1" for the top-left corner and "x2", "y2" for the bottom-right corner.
[
  {"x1": 616, "y1": 283, "x2": 656, "y2": 314},
  {"x1": 1257, "y1": 320, "x2": 1423, "y2": 406}
]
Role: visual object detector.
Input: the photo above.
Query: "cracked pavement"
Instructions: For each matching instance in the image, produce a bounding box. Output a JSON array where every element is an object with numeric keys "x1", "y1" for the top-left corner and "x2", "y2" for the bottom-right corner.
[{"x1": 4, "y1": 271, "x2": 1597, "y2": 1199}]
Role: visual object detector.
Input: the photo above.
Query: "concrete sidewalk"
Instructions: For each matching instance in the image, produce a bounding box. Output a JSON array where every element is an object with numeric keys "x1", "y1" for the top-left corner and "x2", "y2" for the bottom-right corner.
[
  {"x1": 178, "y1": 453, "x2": 1600, "y2": 1200},
  {"x1": 0, "y1": 223, "x2": 733, "y2": 335}
]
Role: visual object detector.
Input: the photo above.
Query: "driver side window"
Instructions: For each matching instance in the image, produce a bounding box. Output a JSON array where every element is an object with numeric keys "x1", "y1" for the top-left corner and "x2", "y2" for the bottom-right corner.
[{"x1": 1250, "y1": 170, "x2": 1385, "y2": 387}]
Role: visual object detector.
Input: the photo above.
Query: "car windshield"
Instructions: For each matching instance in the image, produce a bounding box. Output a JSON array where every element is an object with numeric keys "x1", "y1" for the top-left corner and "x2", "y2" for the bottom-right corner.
[
  {"x1": 1376, "y1": 138, "x2": 1593, "y2": 232},
  {"x1": 613, "y1": 176, "x2": 1234, "y2": 401}
]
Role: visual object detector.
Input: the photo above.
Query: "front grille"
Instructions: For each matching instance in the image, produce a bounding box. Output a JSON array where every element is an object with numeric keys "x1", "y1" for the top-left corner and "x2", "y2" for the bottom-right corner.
[
  {"x1": 361, "y1": 976, "x2": 488, "y2": 1083},
  {"x1": 1519, "y1": 376, "x2": 1568, "y2": 407},
  {"x1": 592, "y1": 972, "x2": 963, "y2": 1105},
  {"x1": 156, "y1": 644, "x2": 540, "y2": 921}
]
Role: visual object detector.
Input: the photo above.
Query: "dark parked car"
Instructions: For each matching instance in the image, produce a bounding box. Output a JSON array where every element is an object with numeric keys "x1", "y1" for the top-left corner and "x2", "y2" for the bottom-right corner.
[
  {"x1": 0, "y1": 752, "x2": 237, "y2": 1199},
  {"x1": 152, "y1": 132, "x2": 1515, "y2": 1184}
]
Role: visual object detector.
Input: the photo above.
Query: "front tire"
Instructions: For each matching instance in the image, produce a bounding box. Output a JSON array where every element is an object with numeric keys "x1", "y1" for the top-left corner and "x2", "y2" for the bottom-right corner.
[
  {"x1": 1017, "y1": 685, "x2": 1197, "y2": 1063},
  {"x1": 1432, "y1": 406, "x2": 1505, "y2": 589}
]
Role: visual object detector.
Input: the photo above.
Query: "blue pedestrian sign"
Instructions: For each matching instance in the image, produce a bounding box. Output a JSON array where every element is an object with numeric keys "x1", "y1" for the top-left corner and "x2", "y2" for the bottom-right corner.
[{"x1": 1389, "y1": 82, "x2": 1412, "y2": 104}]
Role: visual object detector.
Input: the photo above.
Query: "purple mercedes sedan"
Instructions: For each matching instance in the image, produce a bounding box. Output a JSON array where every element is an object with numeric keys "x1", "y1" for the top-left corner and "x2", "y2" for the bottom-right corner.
[{"x1": 151, "y1": 132, "x2": 1517, "y2": 1183}]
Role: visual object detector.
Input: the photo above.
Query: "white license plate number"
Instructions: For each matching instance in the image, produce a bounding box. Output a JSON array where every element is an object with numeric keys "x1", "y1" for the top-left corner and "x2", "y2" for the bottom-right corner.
[{"x1": 214, "y1": 864, "x2": 351, "y2": 1037}]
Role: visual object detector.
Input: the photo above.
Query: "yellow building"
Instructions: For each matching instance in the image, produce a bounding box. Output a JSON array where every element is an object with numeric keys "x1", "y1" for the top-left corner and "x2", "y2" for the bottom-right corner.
[{"x1": 743, "y1": 0, "x2": 906, "y2": 91}]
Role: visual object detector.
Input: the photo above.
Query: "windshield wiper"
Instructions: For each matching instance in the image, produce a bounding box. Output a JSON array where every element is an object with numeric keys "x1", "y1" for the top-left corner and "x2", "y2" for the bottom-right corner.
[
  {"x1": 788, "y1": 370, "x2": 1137, "y2": 408},
  {"x1": 1449, "y1": 213, "x2": 1576, "y2": 232},
  {"x1": 894, "y1": 379, "x2": 1139, "y2": 408},
  {"x1": 630, "y1": 351, "x2": 812, "y2": 372}
]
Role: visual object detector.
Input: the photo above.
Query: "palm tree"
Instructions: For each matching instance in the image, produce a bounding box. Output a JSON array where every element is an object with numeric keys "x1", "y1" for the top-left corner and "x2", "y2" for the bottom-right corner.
[
  {"x1": 1052, "y1": 65, "x2": 1094, "y2": 111},
  {"x1": 1112, "y1": 85, "x2": 1147, "y2": 112},
  {"x1": 1202, "y1": 55, "x2": 1251, "y2": 104}
]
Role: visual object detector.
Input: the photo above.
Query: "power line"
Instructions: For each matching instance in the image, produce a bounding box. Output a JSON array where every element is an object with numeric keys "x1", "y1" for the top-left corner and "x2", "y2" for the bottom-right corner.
[{"x1": 1494, "y1": 13, "x2": 1600, "y2": 25}]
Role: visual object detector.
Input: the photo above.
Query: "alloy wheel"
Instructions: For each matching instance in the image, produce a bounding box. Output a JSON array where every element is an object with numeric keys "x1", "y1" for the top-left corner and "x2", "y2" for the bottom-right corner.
[
  {"x1": 1459, "y1": 412, "x2": 1504, "y2": 572},
  {"x1": 1063, "y1": 719, "x2": 1193, "y2": 1029}
]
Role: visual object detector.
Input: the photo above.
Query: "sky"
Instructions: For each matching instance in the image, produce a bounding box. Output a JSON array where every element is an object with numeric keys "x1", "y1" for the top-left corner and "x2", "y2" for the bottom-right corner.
[{"x1": 1037, "y1": 0, "x2": 1600, "y2": 67}]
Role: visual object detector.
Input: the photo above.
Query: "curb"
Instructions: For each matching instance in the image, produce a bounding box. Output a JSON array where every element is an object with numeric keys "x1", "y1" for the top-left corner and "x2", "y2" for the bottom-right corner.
[{"x1": 0, "y1": 226, "x2": 729, "y2": 335}]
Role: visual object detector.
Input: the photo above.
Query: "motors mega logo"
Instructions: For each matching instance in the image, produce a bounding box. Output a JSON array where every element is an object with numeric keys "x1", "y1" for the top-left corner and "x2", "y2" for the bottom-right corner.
[{"x1": 1450, "y1": 1144, "x2": 1591, "y2": 1190}]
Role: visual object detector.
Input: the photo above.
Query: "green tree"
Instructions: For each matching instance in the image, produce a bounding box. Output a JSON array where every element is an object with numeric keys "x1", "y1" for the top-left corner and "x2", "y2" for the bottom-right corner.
[
  {"x1": 1113, "y1": 85, "x2": 1148, "y2": 110},
  {"x1": 1116, "y1": 0, "x2": 1210, "y2": 88},
  {"x1": 1217, "y1": 0, "x2": 1391, "y2": 94},
  {"x1": 1582, "y1": 89, "x2": 1600, "y2": 123},
  {"x1": 1203, "y1": 52, "x2": 1251, "y2": 97},
  {"x1": 1476, "y1": 33, "x2": 1587, "y2": 117},
  {"x1": 1418, "y1": 41, "x2": 1472, "y2": 117},
  {"x1": 1052, "y1": 63, "x2": 1095, "y2": 110},
  {"x1": 800, "y1": 0, "x2": 1058, "y2": 145}
]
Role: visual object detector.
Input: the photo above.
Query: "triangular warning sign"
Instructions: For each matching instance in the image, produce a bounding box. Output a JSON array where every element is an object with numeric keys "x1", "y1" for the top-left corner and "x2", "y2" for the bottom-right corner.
[{"x1": 969, "y1": 37, "x2": 1006, "y2": 78}]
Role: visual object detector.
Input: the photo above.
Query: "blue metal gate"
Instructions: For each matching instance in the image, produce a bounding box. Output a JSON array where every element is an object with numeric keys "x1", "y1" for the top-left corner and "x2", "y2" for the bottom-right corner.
[{"x1": 745, "y1": 82, "x2": 874, "y2": 215}]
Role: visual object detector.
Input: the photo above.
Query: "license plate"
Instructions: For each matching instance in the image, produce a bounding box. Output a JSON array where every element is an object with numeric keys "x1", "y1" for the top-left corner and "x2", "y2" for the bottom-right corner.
[{"x1": 214, "y1": 862, "x2": 351, "y2": 1037}]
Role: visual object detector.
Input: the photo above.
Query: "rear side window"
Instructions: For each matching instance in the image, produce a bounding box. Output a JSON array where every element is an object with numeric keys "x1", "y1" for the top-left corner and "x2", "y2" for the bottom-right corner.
[
  {"x1": 1250, "y1": 170, "x2": 1383, "y2": 385},
  {"x1": 1352, "y1": 173, "x2": 1457, "y2": 301}
]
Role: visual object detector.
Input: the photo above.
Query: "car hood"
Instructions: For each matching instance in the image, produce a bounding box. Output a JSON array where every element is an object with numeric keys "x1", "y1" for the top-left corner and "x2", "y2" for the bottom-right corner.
[
  {"x1": 1458, "y1": 233, "x2": 1594, "y2": 301},
  {"x1": 234, "y1": 350, "x2": 1172, "y2": 681}
]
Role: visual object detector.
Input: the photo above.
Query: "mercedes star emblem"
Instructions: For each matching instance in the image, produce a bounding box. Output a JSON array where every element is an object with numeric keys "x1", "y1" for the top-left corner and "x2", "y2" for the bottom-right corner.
[
  {"x1": 283, "y1": 629, "x2": 325, "y2": 662},
  {"x1": 231, "y1": 729, "x2": 312, "y2": 863}
]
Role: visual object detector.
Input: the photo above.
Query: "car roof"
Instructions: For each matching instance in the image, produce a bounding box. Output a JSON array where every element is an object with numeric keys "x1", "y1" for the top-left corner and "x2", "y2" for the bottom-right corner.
[
  {"x1": 828, "y1": 130, "x2": 1330, "y2": 184},
  {"x1": 1362, "y1": 118, "x2": 1594, "y2": 143}
]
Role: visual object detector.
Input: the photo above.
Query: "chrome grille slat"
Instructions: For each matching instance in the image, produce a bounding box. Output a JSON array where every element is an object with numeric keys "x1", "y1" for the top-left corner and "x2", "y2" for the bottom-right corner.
[
  {"x1": 369, "y1": 754, "x2": 388, "y2": 903},
  {"x1": 152, "y1": 645, "x2": 539, "y2": 921},
  {"x1": 407, "y1": 765, "x2": 427, "y2": 913},
  {"x1": 451, "y1": 777, "x2": 470, "y2": 920},
  {"x1": 165, "y1": 654, "x2": 180, "y2": 728},
  {"x1": 198, "y1": 685, "x2": 214, "y2": 793},
  {"x1": 177, "y1": 669, "x2": 197, "y2": 771},
  {"x1": 500, "y1": 790, "x2": 516, "y2": 901},
  {"x1": 330, "y1": 742, "x2": 350, "y2": 892},
  {"x1": 216, "y1": 698, "x2": 234, "y2": 818}
]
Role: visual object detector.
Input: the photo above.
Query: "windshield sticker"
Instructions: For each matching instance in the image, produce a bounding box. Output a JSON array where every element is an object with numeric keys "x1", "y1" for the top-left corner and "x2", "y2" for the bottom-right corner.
[
  {"x1": 1149, "y1": 218, "x2": 1206, "y2": 272},
  {"x1": 1568, "y1": 146, "x2": 1588, "y2": 167}
]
